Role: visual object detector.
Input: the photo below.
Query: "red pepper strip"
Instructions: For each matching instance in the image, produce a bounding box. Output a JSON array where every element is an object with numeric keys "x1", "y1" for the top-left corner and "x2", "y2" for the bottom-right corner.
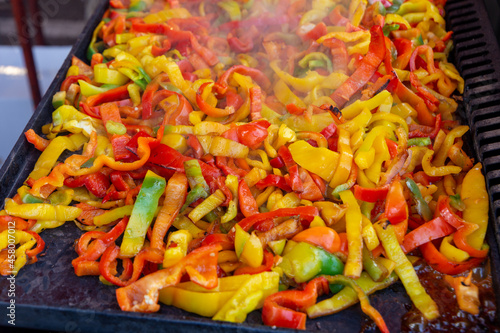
[
  {"x1": 215, "y1": 176, "x2": 232, "y2": 206},
  {"x1": 298, "y1": 168, "x2": 323, "y2": 201},
  {"x1": 286, "y1": 103, "x2": 306, "y2": 115},
  {"x1": 409, "y1": 114, "x2": 441, "y2": 139},
  {"x1": 229, "y1": 206, "x2": 319, "y2": 240},
  {"x1": 99, "y1": 245, "x2": 135, "y2": 287},
  {"x1": 76, "y1": 231, "x2": 106, "y2": 256},
  {"x1": 304, "y1": 22, "x2": 328, "y2": 41},
  {"x1": 215, "y1": 156, "x2": 248, "y2": 178},
  {"x1": 196, "y1": 82, "x2": 235, "y2": 117},
  {"x1": 152, "y1": 39, "x2": 172, "y2": 57},
  {"x1": 385, "y1": 178, "x2": 408, "y2": 225},
  {"x1": 72, "y1": 217, "x2": 128, "y2": 270},
  {"x1": 215, "y1": 65, "x2": 271, "y2": 95},
  {"x1": 437, "y1": 197, "x2": 489, "y2": 258},
  {"x1": 25, "y1": 129, "x2": 49, "y2": 151},
  {"x1": 385, "y1": 138, "x2": 398, "y2": 159},
  {"x1": 131, "y1": 22, "x2": 171, "y2": 35},
  {"x1": 101, "y1": 103, "x2": 133, "y2": 161},
  {"x1": 227, "y1": 33, "x2": 254, "y2": 53},
  {"x1": 353, "y1": 184, "x2": 390, "y2": 203},
  {"x1": 149, "y1": 144, "x2": 221, "y2": 181},
  {"x1": 220, "y1": 119, "x2": 270, "y2": 150},
  {"x1": 61, "y1": 75, "x2": 91, "y2": 92},
  {"x1": 328, "y1": 7, "x2": 350, "y2": 26},
  {"x1": 187, "y1": 134, "x2": 204, "y2": 159},
  {"x1": 91, "y1": 53, "x2": 104, "y2": 68},
  {"x1": 64, "y1": 172, "x2": 110, "y2": 198},
  {"x1": 286, "y1": 165, "x2": 304, "y2": 193},
  {"x1": 75, "y1": 203, "x2": 107, "y2": 226},
  {"x1": 401, "y1": 217, "x2": 455, "y2": 253},
  {"x1": 330, "y1": 25, "x2": 385, "y2": 108},
  {"x1": 201, "y1": 233, "x2": 234, "y2": 251},
  {"x1": 24, "y1": 231, "x2": 45, "y2": 261},
  {"x1": 0, "y1": 216, "x2": 33, "y2": 232},
  {"x1": 151, "y1": 172, "x2": 188, "y2": 250},
  {"x1": 409, "y1": 45, "x2": 438, "y2": 74},
  {"x1": 420, "y1": 241, "x2": 485, "y2": 275},
  {"x1": 410, "y1": 72, "x2": 439, "y2": 108},
  {"x1": 393, "y1": 78, "x2": 435, "y2": 127},
  {"x1": 116, "y1": 243, "x2": 222, "y2": 312},
  {"x1": 262, "y1": 277, "x2": 329, "y2": 330},
  {"x1": 74, "y1": 261, "x2": 101, "y2": 276},
  {"x1": 225, "y1": 90, "x2": 244, "y2": 109},
  {"x1": 141, "y1": 79, "x2": 160, "y2": 120},
  {"x1": 110, "y1": 171, "x2": 132, "y2": 191},
  {"x1": 86, "y1": 84, "x2": 130, "y2": 107},
  {"x1": 320, "y1": 122, "x2": 338, "y2": 139},
  {"x1": 239, "y1": 179, "x2": 259, "y2": 218},
  {"x1": 270, "y1": 156, "x2": 285, "y2": 168},
  {"x1": 233, "y1": 250, "x2": 274, "y2": 275},
  {"x1": 256, "y1": 175, "x2": 292, "y2": 192},
  {"x1": 249, "y1": 86, "x2": 263, "y2": 121},
  {"x1": 125, "y1": 130, "x2": 152, "y2": 154},
  {"x1": 324, "y1": 38, "x2": 348, "y2": 74}
]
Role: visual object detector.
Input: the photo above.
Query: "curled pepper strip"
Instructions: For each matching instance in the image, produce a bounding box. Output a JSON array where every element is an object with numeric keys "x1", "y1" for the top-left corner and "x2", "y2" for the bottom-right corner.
[
  {"x1": 262, "y1": 277, "x2": 330, "y2": 330},
  {"x1": 196, "y1": 82, "x2": 235, "y2": 117},
  {"x1": 330, "y1": 25, "x2": 385, "y2": 108},
  {"x1": 116, "y1": 243, "x2": 222, "y2": 313}
]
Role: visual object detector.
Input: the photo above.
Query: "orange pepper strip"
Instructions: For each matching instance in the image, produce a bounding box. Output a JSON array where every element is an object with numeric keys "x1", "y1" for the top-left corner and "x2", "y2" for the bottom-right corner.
[
  {"x1": 116, "y1": 243, "x2": 222, "y2": 312},
  {"x1": 150, "y1": 172, "x2": 188, "y2": 250}
]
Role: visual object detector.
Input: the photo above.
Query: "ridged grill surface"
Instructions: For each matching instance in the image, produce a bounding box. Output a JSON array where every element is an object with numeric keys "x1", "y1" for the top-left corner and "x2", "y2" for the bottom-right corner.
[{"x1": 447, "y1": 0, "x2": 500, "y2": 261}]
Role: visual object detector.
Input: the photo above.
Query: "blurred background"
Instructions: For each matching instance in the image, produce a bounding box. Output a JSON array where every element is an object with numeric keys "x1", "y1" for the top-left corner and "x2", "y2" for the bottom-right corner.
[{"x1": 0, "y1": 0, "x2": 500, "y2": 168}]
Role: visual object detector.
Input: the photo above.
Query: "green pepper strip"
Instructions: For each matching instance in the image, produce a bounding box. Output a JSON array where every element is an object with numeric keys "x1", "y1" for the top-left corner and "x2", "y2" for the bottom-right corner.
[
  {"x1": 405, "y1": 178, "x2": 433, "y2": 221},
  {"x1": 407, "y1": 137, "x2": 431, "y2": 147},
  {"x1": 120, "y1": 170, "x2": 166, "y2": 258},
  {"x1": 184, "y1": 159, "x2": 210, "y2": 192},
  {"x1": 181, "y1": 184, "x2": 209, "y2": 213},
  {"x1": 362, "y1": 245, "x2": 389, "y2": 282},
  {"x1": 374, "y1": 221, "x2": 440, "y2": 321}
]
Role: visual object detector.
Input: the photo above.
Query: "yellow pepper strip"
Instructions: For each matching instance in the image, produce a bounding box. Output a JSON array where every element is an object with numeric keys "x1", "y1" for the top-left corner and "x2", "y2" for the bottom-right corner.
[
  {"x1": 143, "y1": 8, "x2": 191, "y2": 24},
  {"x1": 362, "y1": 215, "x2": 380, "y2": 251},
  {"x1": 0, "y1": 230, "x2": 37, "y2": 275},
  {"x1": 421, "y1": 149, "x2": 462, "y2": 177},
  {"x1": 209, "y1": 137, "x2": 249, "y2": 159},
  {"x1": 221, "y1": 175, "x2": 239, "y2": 224},
  {"x1": 162, "y1": 58, "x2": 197, "y2": 105},
  {"x1": 159, "y1": 274, "x2": 255, "y2": 317},
  {"x1": 272, "y1": 193, "x2": 301, "y2": 210},
  {"x1": 340, "y1": 90, "x2": 392, "y2": 120},
  {"x1": 246, "y1": 150, "x2": 272, "y2": 172},
  {"x1": 440, "y1": 235, "x2": 470, "y2": 262},
  {"x1": 243, "y1": 167, "x2": 267, "y2": 188},
  {"x1": 313, "y1": 201, "x2": 347, "y2": 227},
  {"x1": 5, "y1": 199, "x2": 82, "y2": 222},
  {"x1": 374, "y1": 221, "x2": 439, "y2": 320},
  {"x1": 94, "y1": 63, "x2": 130, "y2": 86},
  {"x1": 212, "y1": 271, "x2": 279, "y2": 323},
  {"x1": 340, "y1": 109, "x2": 372, "y2": 135},
  {"x1": 385, "y1": 13, "x2": 412, "y2": 30},
  {"x1": 354, "y1": 126, "x2": 390, "y2": 170},
  {"x1": 288, "y1": 140, "x2": 339, "y2": 182},
  {"x1": 273, "y1": 79, "x2": 306, "y2": 108},
  {"x1": 93, "y1": 205, "x2": 133, "y2": 226},
  {"x1": 273, "y1": 124, "x2": 297, "y2": 149},
  {"x1": 193, "y1": 121, "x2": 230, "y2": 135},
  {"x1": 433, "y1": 126, "x2": 469, "y2": 166},
  {"x1": 30, "y1": 220, "x2": 66, "y2": 234},
  {"x1": 163, "y1": 230, "x2": 193, "y2": 268},
  {"x1": 159, "y1": 288, "x2": 235, "y2": 317},
  {"x1": 267, "y1": 189, "x2": 283, "y2": 211},
  {"x1": 239, "y1": 232, "x2": 264, "y2": 268},
  {"x1": 307, "y1": 272, "x2": 398, "y2": 318},
  {"x1": 330, "y1": 128, "x2": 353, "y2": 189},
  {"x1": 396, "y1": 0, "x2": 445, "y2": 27},
  {"x1": 448, "y1": 143, "x2": 473, "y2": 172},
  {"x1": 339, "y1": 190, "x2": 363, "y2": 279},
  {"x1": 172, "y1": 215, "x2": 205, "y2": 239},
  {"x1": 365, "y1": 135, "x2": 390, "y2": 184},
  {"x1": 255, "y1": 186, "x2": 275, "y2": 208},
  {"x1": 28, "y1": 133, "x2": 87, "y2": 181},
  {"x1": 368, "y1": 113, "x2": 408, "y2": 134},
  {"x1": 461, "y1": 163, "x2": 489, "y2": 250},
  {"x1": 188, "y1": 189, "x2": 225, "y2": 223},
  {"x1": 317, "y1": 30, "x2": 370, "y2": 47},
  {"x1": 349, "y1": 0, "x2": 367, "y2": 27}
]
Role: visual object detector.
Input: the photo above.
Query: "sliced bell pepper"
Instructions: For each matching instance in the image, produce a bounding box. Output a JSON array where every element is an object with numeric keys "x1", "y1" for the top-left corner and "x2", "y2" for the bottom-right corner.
[{"x1": 120, "y1": 170, "x2": 166, "y2": 257}]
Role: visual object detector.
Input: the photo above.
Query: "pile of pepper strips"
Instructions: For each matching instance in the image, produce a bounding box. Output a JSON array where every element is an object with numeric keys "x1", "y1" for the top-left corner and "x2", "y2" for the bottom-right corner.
[{"x1": 0, "y1": 0, "x2": 492, "y2": 330}]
